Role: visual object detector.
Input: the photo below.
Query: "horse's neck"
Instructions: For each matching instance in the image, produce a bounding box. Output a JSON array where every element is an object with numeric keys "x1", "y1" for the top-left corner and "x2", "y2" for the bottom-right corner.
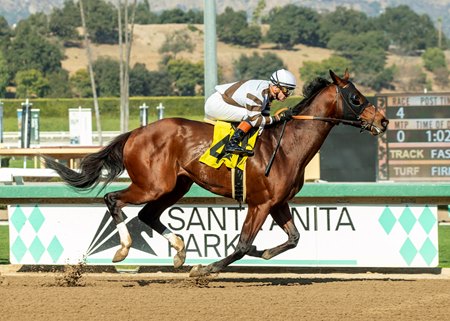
[
  {"x1": 296, "y1": 85, "x2": 338, "y2": 145},
  {"x1": 304, "y1": 85, "x2": 339, "y2": 119},
  {"x1": 283, "y1": 86, "x2": 338, "y2": 169}
]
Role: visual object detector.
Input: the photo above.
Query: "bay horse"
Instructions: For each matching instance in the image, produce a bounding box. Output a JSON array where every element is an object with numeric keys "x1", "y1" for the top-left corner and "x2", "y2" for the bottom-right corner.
[{"x1": 44, "y1": 70, "x2": 388, "y2": 277}]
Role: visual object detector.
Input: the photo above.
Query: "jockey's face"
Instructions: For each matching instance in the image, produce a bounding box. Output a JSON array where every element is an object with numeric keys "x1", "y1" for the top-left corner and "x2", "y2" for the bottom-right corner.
[{"x1": 270, "y1": 84, "x2": 289, "y2": 102}]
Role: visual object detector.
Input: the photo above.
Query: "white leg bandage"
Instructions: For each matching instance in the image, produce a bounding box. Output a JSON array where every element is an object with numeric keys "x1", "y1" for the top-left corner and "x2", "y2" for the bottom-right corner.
[
  {"x1": 117, "y1": 222, "x2": 130, "y2": 244},
  {"x1": 162, "y1": 228, "x2": 178, "y2": 245}
]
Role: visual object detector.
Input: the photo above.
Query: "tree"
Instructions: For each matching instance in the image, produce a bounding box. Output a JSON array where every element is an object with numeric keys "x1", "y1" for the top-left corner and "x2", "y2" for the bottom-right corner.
[
  {"x1": 216, "y1": 7, "x2": 246, "y2": 44},
  {"x1": 83, "y1": 0, "x2": 118, "y2": 44},
  {"x1": 129, "y1": 63, "x2": 173, "y2": 96},
  {"x1": 267, "y1": 5, "x2": 322, "y2": 49},
  {"x1": 6, "y1": 24, "x2": 63, "y2": 77},
  {"x1": 133, "y1": 0, "x2": 158, "y2": 24},
  {"x1": 235, "y1": 25, "x2": 262, "y2": 48},
  {"x1": 129, "y1": 63, "x2": 151, "y2": 96},
  {"x1": 158, "y1": 8, "x2": 187, "y2": 23},
  {"x1": 167, "y1": 59, "x2": 204, "y2": 96},
  {"x1": 234, "y1": 52, "x2": 285, "y2": 80},
  {"x1": 328, "y1": 31, "x2": 388, "y2": 74},
  {"x1": 361, "y1": 67, "x2": 396, "y2": 92},
  {"x1": 0, "y1": 16, "x2": 11, "y2": 51},
  {"x1": 146, "y1": 70, "x2": 174, "y2": 96},
  {"x1": 93, "y1": 57, "x2": 121, "y2": 97},
  {"x1": 319, "y1": 7, "x2": 372, "y2": 46},
  {"x1": 70, "y1": 69, "x2": 92, "y2": 97},
  {"x1": 422, "y1": 47, "x2": 447, "y2": 72},
  {"x1": 49, "y1": 0, "x2": 80, "y2": 43},
  {"x1": 374, "y1": 5, "x2": 441, "y2": 53},
  {"x1": 184, "y1": 9, "x2": 203, "y2": 24},
  {"x1": 157, "y1": 8, "x2": 202, "y2": 23},
  {"x1": 46, "y1": 69, "x2": 72, "y2": 98},
  {"x1": 15, "y1": 69, "x2": 49, "y2": 98},
  {"x1": 251, "y1": 0, "x2": 266, "y2": 25},
  {"x1": 159, "y1": 29, "x2": 196, "y2": 59},
  {"x1": 299, "y1": 55, "x2": 351, "y2": 84},
  {"x1": 217, "y1": 7, "x2": 261, "y2": 47},
  {"x1": 421, "y1": 47, "x2": 449, "y2": 88},
  {"x1": 14, "y1": 12, "x2": 50, "y2": 37},
  {"x1": 327, "y1": 30, "x2": 393, "y2": 90},
  {"x1": 0, "y1": 51, "x2": 9, "y2": 97}
]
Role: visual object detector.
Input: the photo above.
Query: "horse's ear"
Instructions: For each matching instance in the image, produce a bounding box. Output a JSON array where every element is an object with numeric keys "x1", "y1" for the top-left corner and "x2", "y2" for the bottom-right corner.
[
  {"x1": 343, "y1": 68, "x2": 350, "y2": 80},
  {"x1": 329, "y1": 69, "x2": 345, "y2": 86}
]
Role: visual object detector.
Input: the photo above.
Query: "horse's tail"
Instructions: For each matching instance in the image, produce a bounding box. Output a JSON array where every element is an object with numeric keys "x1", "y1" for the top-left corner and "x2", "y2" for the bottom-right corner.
[{"x1": 44, "y1": 131, "x2": 132, "y2": 190}]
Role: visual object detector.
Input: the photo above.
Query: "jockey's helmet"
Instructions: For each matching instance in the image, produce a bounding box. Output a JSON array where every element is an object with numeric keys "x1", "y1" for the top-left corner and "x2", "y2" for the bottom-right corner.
[{"x1": 270, "y1": 69, "x2": 297, "y2": 89}]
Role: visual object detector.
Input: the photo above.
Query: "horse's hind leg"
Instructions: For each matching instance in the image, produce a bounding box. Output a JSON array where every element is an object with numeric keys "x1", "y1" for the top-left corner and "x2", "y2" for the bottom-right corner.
[
  {"x1": 104, "y1": 177, "x2": 192, "y2": 264},
  {"x1": 247, "y1": 203, "x2": 300, "y2": 260},
  {"x1": 104, "y1": 184, "x2": 175, "y2": 262},
  {"x1": 137, "y1": 177, "x2": 193, "y2": 268},
  {"x1": 104, "y1": 189, "x2": 133, "y2": 262}
]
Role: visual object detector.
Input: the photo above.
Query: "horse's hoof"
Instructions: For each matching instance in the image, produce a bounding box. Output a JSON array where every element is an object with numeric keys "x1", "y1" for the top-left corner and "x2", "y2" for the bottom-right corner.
[
  {"x1": 262, "y1": 250, "x2": 272, "y2": 260},
  {"x1": 112, "y1": 246, "x2": 129, "y2": 263},
  {"x1": 189, "y1": 264, "x2": 210, "y2": 277},
  {"x1": 173, "y1": 250, "x2": 186, "y2": 269}
]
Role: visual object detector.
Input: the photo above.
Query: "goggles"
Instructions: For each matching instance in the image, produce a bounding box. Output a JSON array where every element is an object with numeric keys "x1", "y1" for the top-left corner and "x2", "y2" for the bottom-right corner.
[{"x1": 279, "y1": 86, "x2": 294, "y2": 97}]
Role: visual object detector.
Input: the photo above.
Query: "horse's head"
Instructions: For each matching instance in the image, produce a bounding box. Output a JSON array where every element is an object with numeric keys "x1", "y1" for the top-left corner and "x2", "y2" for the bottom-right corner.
[{"x1": 330, "y1": 69, "x2": 389, "y2": 135}]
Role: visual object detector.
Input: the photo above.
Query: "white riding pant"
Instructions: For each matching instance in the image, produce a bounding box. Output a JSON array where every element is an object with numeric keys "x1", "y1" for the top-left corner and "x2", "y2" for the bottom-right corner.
[{"x1": 204, "y1": 92, "x2": 261, "y2": 123}]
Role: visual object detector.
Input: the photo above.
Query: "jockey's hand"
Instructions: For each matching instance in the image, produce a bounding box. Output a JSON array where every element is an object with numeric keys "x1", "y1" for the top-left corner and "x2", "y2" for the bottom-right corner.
[{"x1": 278, "y1": 109, "x2": 293, "y2": 122}]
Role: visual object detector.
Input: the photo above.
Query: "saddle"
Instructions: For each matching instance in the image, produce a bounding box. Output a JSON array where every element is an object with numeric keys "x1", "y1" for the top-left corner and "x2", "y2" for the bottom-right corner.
[{"x1": 200, "y1": 120, "x2": 259, "y2": 203}]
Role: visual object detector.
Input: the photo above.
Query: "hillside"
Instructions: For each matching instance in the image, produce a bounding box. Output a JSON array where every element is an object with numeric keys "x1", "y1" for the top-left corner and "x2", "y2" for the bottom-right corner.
[
  {"x1": 61, "y1": 23, "x2": 449, "y2": 94},
  {"x1": 62, "y1": 24, "x2": 333, "y2": 91},
  {"x1": 1, "y1": 0, "x2": 450, "y2": 37}
]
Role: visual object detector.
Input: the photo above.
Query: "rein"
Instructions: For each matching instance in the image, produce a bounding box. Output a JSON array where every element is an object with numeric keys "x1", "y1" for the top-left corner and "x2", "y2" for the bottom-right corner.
[
  {"x1": 291, "y1": 84, "x2": 366, "y2": 128},
  {"x1": 292, "y1": 114, "x2": 361, "y2": 127}
]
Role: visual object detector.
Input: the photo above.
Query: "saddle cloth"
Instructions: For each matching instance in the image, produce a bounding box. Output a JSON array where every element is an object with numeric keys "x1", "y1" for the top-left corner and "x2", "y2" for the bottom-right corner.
[{"x1": 199, "y1": 120, "x2": 258, "y2": 171}]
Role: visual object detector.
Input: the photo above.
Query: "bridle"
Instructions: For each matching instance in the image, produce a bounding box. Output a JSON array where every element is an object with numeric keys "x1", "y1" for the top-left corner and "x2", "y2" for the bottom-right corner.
[
  {"x1": 292, "y1": 82, "x2": 377, "y2": 131},
  {"x1": 266, "y1": 82, "x2": 377, "y2": 176}
]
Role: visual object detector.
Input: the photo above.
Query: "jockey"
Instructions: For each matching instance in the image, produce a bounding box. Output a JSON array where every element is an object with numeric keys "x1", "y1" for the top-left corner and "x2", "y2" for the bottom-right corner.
[{"x1": 204, "y1": 69, "x2": 296, "y2": 157}]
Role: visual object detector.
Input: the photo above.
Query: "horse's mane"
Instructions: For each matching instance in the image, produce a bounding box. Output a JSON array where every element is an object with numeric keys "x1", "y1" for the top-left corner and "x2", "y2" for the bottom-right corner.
[{"x1": 292, "y1": 77, "x2": 331, "y2": 114}]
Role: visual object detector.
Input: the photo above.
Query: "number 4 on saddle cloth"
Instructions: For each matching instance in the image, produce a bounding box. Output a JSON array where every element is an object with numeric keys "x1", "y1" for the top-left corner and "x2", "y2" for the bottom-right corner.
[{"x1": 199, "y1": 120, "x2": 259, "y2": 203}]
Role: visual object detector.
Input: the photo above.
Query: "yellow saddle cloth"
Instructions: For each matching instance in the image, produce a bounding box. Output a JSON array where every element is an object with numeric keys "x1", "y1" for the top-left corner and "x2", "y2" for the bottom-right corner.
[{"x1": 200, "y1": 121, "x2": 258, "y2": 170}]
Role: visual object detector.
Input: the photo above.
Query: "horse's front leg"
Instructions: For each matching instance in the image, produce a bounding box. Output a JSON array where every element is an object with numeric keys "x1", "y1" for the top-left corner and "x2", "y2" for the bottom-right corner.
[
  {"x1": 104, "y1": 190, "x2": 132, "y2": 263},
  {"x1": 247, "y1": 203, "x2": 300, "y2": 260},
  {"x1": 189, "y1": 204, "x2": 270, "y2": 277}
]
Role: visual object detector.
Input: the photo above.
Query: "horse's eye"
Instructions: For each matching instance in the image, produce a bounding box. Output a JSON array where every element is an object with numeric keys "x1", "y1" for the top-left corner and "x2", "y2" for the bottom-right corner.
[{"x1": 349, "y1": 93, "x2": 361, "y2": 106}]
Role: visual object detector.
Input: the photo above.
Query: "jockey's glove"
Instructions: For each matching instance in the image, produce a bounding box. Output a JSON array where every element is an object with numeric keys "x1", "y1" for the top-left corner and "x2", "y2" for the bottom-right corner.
[{"x1": 277, "y1": 109, "x2": 293, "y2": 122}]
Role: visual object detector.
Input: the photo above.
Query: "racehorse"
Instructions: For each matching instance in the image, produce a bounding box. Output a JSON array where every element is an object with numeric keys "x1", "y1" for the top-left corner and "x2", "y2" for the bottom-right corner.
[{"x1": 44, "y1": 70, "x2": 389, "y2": 277}]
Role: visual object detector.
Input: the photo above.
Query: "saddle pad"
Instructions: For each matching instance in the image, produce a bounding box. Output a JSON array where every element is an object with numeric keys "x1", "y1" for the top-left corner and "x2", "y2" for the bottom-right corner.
[{"x1": 199, "y1": 121, "x2": 258, "y2": 171}]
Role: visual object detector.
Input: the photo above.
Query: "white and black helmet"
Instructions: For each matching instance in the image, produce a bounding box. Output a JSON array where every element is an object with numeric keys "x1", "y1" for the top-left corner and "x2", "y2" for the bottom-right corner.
[{"x1": 270, "y1": 69, "x2": 297, "y2": 90}]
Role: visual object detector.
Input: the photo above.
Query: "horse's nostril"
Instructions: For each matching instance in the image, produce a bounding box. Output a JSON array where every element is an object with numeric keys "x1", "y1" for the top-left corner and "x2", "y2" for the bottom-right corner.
[{"x1": 382, "y1": 119, "x2": 389, "y2": 128}]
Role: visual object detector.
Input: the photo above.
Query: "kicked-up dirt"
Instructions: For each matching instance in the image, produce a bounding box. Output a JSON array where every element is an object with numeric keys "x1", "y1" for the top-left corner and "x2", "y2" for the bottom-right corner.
[{"x1": 1, "y1": 266, "x2": 450, "y2": 321}]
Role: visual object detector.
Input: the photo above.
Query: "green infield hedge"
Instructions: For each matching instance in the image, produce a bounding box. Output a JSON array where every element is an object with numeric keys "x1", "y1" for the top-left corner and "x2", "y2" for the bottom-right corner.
[
  {"x1": 0, "y1": 96, "x2": 299, "y2": 131},
  {"x1": 1, "y1": 96, "x2": 206, "y2": 118},
  {"x1": 1, "y1": 96, "x2": 205, "y2": 131}
]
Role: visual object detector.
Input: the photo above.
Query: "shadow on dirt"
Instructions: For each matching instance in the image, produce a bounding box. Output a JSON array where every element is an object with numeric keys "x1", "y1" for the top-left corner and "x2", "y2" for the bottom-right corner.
[{"x1": 100, "y1": 276, "x2": 414, "y2": 289}]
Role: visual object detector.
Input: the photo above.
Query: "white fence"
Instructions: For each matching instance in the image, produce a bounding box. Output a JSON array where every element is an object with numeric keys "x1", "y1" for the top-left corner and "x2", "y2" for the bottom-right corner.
[
  {"x1": 1, "y1": 131, "x2": 120, "y2": 147},
  {"x1": 0, "y1": 167, "x2": 129, "y2": 184}
]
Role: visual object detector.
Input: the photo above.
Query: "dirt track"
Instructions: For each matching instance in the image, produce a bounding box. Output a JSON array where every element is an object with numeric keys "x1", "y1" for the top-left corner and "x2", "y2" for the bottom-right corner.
[{"x1": 1, "y1": 266, "x2": 450, "y2": 321}]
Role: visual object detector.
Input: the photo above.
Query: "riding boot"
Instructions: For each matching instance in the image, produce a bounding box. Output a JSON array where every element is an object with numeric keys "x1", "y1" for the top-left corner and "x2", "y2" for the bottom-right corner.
[{"x1": 225, "y1": 122, "x2": 254, "y2": 157}]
